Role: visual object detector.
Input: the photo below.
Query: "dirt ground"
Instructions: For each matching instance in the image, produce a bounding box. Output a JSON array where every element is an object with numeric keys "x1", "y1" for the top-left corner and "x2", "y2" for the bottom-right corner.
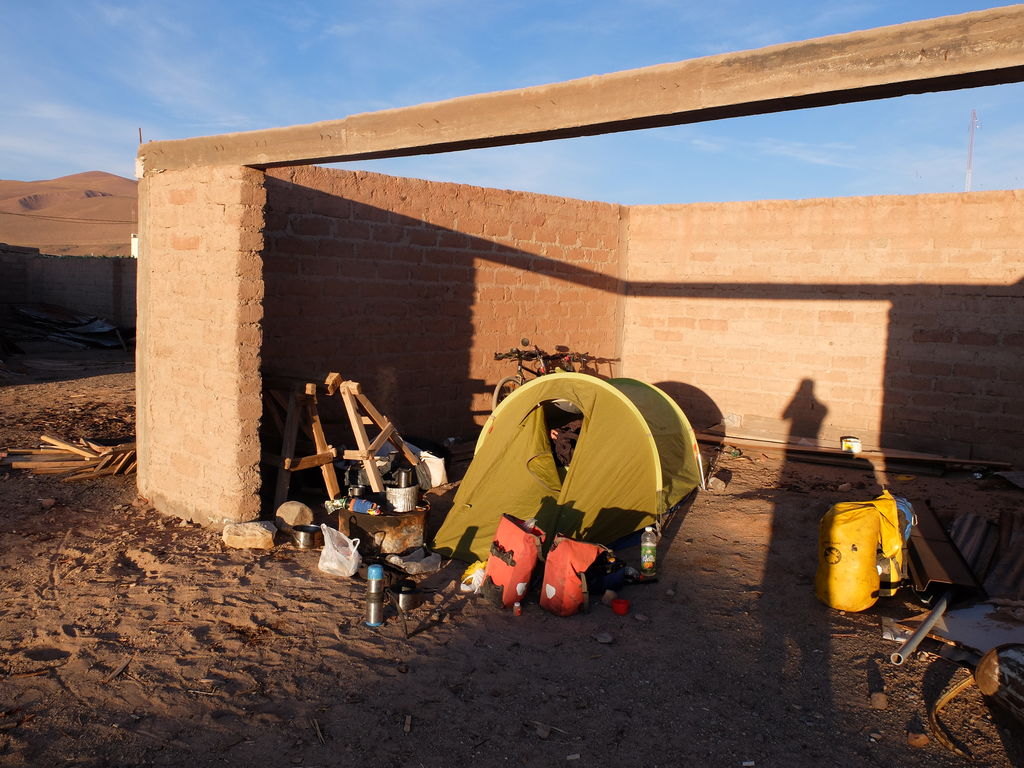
[{"x1": 0, "y1": 350, "x2": 1021, "y2": 768}]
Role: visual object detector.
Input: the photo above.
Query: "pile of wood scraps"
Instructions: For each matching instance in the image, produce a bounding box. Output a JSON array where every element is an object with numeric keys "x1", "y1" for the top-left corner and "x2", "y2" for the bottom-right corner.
[{"x1": 1, "y1": 435, "x2": 136, "y2": 481}]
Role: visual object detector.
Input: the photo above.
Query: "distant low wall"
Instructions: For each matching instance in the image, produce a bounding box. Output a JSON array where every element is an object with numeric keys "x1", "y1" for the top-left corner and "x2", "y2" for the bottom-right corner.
[{"x1": 0, "y1": 243, "x2": 137, "y2": 326}]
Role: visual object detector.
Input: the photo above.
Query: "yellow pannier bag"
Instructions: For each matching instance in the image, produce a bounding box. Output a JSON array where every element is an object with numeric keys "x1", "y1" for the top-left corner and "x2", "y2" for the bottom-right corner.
[{"x1": 815, "y1": 490, "x2": 907, "y2": 612}]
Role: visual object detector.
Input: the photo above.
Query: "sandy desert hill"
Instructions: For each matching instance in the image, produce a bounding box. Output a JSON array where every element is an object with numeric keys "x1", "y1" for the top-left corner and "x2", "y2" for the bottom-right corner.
[{"x1": 0, "y1": 171, "x2": 137, "y2": 257}]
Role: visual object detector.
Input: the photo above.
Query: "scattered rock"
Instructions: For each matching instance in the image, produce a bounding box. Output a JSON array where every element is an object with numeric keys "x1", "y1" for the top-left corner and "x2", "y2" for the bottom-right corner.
[
  {"x1": 633, "y1": 613, "x2": 650, "y2": 623},
  {"x1": 869, "y1": 691, "x2": 888, "y2": 710},
  {"x1": 707, "y1": 476, "x2": 728, "y2": 492},
  {"x1": 868, "y1": 731, "x2": 882, "y2": 743},
  {"x1": 594, "y1": 632, "x2": 614, "y2": 644},
  {"x1": 39, "y1": 498, "x2": 56, "y2": 510},
  {"x1": 275, "y1": 500, "x2": 313, "y2": 532},
  {"x1": 837, "y1": 482, "x2": 852, "y2": 492},
  {"x1": 907, "y1": 731, "x2": 929, "y2": 748},
  {"x1": 222, "y1": 521, "x2": 277, "y2": 549}
]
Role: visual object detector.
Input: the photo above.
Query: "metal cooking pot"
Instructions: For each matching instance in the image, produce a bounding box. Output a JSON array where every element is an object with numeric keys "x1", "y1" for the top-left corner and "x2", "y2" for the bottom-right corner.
[
  {"x1": 394, "y1": 467, "x2": 416, "y2": 488},
  {"x1": 292, "y1": 524, "x2": 324, "y2": 549},
  {"x1": 393, "y1": 579, "x2": 423, "y2": 611}
]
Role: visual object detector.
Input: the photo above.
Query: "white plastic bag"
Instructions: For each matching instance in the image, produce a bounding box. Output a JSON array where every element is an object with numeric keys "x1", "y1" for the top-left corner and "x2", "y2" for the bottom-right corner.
[{"x1": 318, "y1": 524, "x2": 361, "y2": 578}]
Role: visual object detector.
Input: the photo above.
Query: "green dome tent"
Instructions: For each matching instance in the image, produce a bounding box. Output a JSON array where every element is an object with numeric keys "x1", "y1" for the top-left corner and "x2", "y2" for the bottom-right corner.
[{"x1": 433, "y1": 373, "x2": 704, "y2": 562}]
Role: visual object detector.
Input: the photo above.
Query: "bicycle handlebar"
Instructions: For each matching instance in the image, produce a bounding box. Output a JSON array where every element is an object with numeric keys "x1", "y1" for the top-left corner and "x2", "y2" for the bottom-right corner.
[{"x1": 494, "y1": 348, "x2": 591, "y2": 362}]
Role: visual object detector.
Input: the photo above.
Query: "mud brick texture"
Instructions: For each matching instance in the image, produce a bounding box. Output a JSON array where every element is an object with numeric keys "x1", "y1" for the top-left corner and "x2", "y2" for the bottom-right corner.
[
  {"x1": 0, "y1": 243, "x2": 136, "y2": 326},
  {"x1": 138, "y1": 165, "x2": 1022, "y2": 526},
  {"x1": 136, "y1": 166, "x2": 265, "y2": 526},
  {"x1": 623, "y1": 191, "x2": 1024, "y2": 464},
  {"x1": 262, "y1": 167, "x2": 624, "y2": 438}
]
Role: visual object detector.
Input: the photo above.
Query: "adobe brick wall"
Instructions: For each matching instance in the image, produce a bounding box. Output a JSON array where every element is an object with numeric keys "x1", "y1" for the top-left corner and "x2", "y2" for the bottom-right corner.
[
  {"x1": 0, "y1": 244, "x2": 33, "y2": 307},
  {"x1": 0, "y1": 243, "x2": 136, "y2": 326},
  {"x1": 623, "y1": 191, "x2": 1024, "y2": 465},
  {"x1": 136, "y1": 166, "x2": 265, "y2": 527},
  {"x1": 136, "y1": 167, "x2": 1022, "y2": 527},
  {"x1": 263, "y1": 167, "x2": 624, "y2": 439}
]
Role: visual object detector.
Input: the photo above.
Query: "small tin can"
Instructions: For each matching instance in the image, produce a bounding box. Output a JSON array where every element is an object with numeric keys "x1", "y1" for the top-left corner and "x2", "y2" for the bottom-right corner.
[
  {"x1": 513, "y1": 601, "x2": 523, "y2": 616},
  {"x1": 840, "y1": 436, "x2": 863, "y2": 454}
]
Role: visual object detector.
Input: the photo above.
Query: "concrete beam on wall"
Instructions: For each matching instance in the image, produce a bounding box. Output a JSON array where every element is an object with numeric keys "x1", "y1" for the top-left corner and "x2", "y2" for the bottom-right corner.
[{"x1": 139, "y1": 6, "x2": 1024, "y2": 173}]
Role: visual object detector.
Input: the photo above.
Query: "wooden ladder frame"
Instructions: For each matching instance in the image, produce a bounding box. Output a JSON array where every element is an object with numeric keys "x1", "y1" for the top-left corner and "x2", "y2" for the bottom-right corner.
[
  {"x1": 262, "y1": 381, "x2": 342, "y2": 508},
  {"x1": 325, "y1": 372, "x2": 418, "y2": 493}
]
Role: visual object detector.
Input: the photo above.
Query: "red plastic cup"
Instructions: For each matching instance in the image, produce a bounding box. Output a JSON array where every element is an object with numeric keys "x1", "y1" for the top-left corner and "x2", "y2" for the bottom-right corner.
[{"x1": 611, "y1": 598, "x2": 630, "y2": 615}]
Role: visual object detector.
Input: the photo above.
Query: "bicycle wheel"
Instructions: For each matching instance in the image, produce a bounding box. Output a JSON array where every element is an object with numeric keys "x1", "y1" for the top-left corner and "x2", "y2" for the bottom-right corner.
[{"x1": 492, "y1": 376, "x2": 522, "y2": 411}]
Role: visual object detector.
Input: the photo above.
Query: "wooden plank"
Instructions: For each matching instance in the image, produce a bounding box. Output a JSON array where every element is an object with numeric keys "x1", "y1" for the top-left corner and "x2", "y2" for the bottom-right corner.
[
  {"x1": 39, "y1": 436, "x2": 100, "y2": 459},
  {"x1": 355, "y1": 394, "x2": 419, "y2": 466},
  {"x1": 8, "y1": 460, "x2": 92, "y2": 470},
  {"x1": 283, "y1": 449, "x2": 337, "y2": 472},
  {"x1": 338, "y1": 386, "x2": 384, "y2": 493},
  {"x1": 340, "y1": 381, "x2": 362, "y2": 396},
  {"x1": 303, "y1": 384, "x2": 341, "y2": 499},
  {"x1": 2, "y1": 454, "x2": 80, "y2": 464},
  {"x1": 138, "y1": 7, "x2": 1024, "y2": 173},
  {"x1": 263, "y1": 393, "x2": 286, "y2": 435},
  {"x1": 111, "y1": 452, "x2": 134, "y2": 474},
  {"x1": 355, "y1": 393, "x2": 389, "y2": 432},
  {"x1": 324, "y1": 372, "x2": 344, "y2": 395},
  {"x1": 94, "y1": 453, "x2": 117, "y2": 471},
  {"x1": 268, "y1": 391, "x2": 315, "y2": 444},
  {"x1": 268, "y1": 388, "x2": 316, "y2": 442},
  {"x1": 365, "y1": 424, "x2": 396, "y2": 456},
  {"x1": 62, "y1": 469, "x2": 107, "y2": 481},
  {"x1": 274, "y1": 387, "x2": 302, "y2": 509},
  {"x1": 31, "y1": 465, "x2": 96, "y2": 475},
  {"x1": 5, "y1": 448, "x2": 74, "y2": 456}
]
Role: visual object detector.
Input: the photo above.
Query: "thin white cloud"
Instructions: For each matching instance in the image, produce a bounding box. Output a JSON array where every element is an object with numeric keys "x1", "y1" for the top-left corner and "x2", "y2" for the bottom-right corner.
[
  {"x1": 690, "y1": 137, "x2": 728, "y2": 153},
  {"x1": 758, "y1": 139, "x2": 859, "y2": 168}
]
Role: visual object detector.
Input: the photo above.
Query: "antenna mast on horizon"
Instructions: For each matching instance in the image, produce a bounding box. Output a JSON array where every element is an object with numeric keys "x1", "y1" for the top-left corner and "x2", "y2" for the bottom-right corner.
[{"x1": 965, "y1": 109, "x2": 980, "y2": 192}]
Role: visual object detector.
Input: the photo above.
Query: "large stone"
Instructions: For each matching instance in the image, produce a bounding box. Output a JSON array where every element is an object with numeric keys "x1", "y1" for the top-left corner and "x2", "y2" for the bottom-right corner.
[
  {"x1": 222, "y1": 521, "x2": 276, "y2": 549},
  {"x1": 275, "y1": 500, "x2": 314, "y2": 532}
]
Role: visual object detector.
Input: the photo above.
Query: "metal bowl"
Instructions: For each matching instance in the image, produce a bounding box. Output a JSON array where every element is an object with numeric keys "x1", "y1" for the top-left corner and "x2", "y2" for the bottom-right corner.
[
  {"x1": 393, "y1": 579, "x2": 423, "y2": 611},
  {"x1": 292, "y1": 524, "x2": 324, "y2": 549}
]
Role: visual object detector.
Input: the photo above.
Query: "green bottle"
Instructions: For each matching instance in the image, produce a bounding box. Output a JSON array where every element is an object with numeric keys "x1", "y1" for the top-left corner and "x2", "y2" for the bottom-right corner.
[{"x1": 640, "y1": 526, "x2": 657, "y2": 577}]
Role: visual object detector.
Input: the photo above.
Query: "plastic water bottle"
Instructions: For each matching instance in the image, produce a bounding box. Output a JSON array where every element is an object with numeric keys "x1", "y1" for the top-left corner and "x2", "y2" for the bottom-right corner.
[
  {"x1": 640, "y1": 526, "x2": 658, "y2": 578},
  {"x1": 365, "y1": 564, "x2": 385, "y2": 627}
]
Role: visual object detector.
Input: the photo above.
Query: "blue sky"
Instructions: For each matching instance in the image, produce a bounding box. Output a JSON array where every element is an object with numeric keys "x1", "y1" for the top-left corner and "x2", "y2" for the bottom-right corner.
[{"x1": 1, "y1": 1, "x2": 1021, "y2": 203}]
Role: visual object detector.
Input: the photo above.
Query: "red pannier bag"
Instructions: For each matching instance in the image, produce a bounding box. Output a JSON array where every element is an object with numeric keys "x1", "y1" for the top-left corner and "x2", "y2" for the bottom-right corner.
[
  {"x1": 483, "y1": 514, "x2": 546, "y2": 608},
  {"x1": 540, "y1": 534, "x2": 605, "y2": 617}
]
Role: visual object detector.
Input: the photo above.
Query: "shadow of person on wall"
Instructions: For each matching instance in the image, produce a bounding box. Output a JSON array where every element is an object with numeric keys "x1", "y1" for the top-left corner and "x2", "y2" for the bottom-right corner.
[
  {"x1": 781, "y1": 378, "x2": 828, "y2": 458},
  {"x1": 755, "y1": 378, "x2": 836, "y2": 757}
]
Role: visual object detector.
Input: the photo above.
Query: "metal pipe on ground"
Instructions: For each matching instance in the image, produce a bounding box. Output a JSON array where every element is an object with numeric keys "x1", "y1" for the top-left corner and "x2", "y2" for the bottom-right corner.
[{"x1": 891, "y1": 592, "x2": 951, "y2": 665}]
